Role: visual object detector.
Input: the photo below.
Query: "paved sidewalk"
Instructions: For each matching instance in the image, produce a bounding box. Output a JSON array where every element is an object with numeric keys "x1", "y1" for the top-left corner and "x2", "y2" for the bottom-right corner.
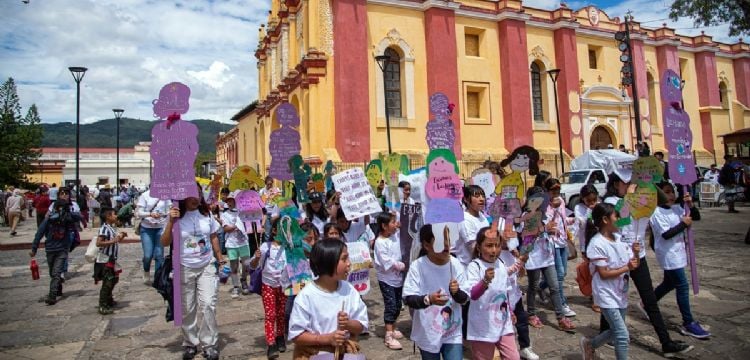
[{"x1": 0, "y1": 207, "x2": 748, "y2": 359}]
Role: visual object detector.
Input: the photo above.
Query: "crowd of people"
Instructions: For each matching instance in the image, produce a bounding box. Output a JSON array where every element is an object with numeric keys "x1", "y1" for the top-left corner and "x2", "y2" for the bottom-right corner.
[{"x1": 12, "y1": 153, "x2": 748, "y2": 360}]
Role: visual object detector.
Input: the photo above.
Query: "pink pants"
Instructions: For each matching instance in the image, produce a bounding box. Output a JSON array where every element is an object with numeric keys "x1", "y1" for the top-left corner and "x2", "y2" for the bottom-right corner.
[{"x1": 470, "y1": 334, "x2": 520, "y2": 360}]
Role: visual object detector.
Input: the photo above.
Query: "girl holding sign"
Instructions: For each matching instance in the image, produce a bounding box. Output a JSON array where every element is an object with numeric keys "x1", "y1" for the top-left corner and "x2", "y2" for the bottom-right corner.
[
  {"x1": 160, "y1": 183, "x2": 225, "y2": 360},
  {"x1": 600, "y1": 173, "x2": 693, "y2": 357},
  {"x1": 403, "y1": 225, "x2": 468, "y2": 360},
  {"x1": 373, "y1": 212, "x2": 406, "y2": 350},
  {"x1": 288, "y1": 239, "x2": 369, "y2": 359},
  {"x1": 651, "y1": 182, "x2": 709, "y2": 339}
]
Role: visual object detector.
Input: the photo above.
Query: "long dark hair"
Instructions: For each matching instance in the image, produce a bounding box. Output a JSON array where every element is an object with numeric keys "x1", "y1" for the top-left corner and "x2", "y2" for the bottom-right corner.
[
  {"x1": 473, "y1": 226, "x2": 501, "y2": 259},
  {"x1": 534, "y1": 170, "x2": 552, "y2": 188},
  {"x1": 310, "y1": 239, "x2": 347, "y2": 277},
  {"x1": 604, "y1": 173, "x2": 625, "y2": 199},
  {"x1": 304, "y1": 194, "x2": 328, "y2": 222},
  {"x1": 584, "y1": 203, "x2": 616, "y2": 248},
  {"x1": 418, "y1": 224, "x2": 434, "y2": 257},
  {"x1": 462, "y1": 185, "x2": 485, "y2": 208},
  {"x1": 375, "y1": 211, "x2": 395, "y2": 238},
  {"x1": 580, "y1": 184, "x2": 599, "y2": 200},
  {"x1": 178, "y1": 182, "x2": 210, "y2": 217},
  {"x1": 500, "y1": 146, "x2": 540, "y2": 175}
]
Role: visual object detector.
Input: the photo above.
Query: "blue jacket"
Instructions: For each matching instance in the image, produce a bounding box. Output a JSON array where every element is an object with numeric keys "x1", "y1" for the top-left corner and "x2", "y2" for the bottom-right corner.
[{"x1": 31, "y1": 209, "x2": 81, "y2": 253}]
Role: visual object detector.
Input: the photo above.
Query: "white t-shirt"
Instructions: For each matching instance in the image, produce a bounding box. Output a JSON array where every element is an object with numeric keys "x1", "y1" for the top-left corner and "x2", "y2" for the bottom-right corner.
[
  {"x1": 288, "y1": 280, "x2": 369, "y2": 341},
  {"x1": 179, "y1": 210, "x2": 220, "y2": 268},
  {"x1": 455, "y1": 211, "x2": 491, "y2": 265},
  {"x1": 546, "y1": 203, "x2": 569, "y2": 248},
  {"x1": 256, "y1": 241, "x2": 286, "y2": 287},
  {"x1": 221, "y1": 210, "x2": 248, "y2": 249},
  {"x1": 459, "y1": 258, "x2": 515, "y2": 341},
  {"x1": 523, "y1": 220, "x2": 555, "y2": 270},
  {"x1": 136, "y1": 190, "x2": 171, "y2": 228},
  {"x1": 573, "y1": 204, "x2": 593, "y2": 253},
  {"x1": 604, "y1": 196, "x2": 647, "y2": 259},
  {"x1": 650, "y1": 205, "x2": 688, "y2": 270},
  {"x1": 500, "y1": 250, "x2": 523, "y2": 306},
  {"x1": 342, "y1": 218, "x2": 367, "y2": 243},
  {"x1": 374, "y1": 235, "x2": 404, "y2": 287},
  {"x1": 586, "y1": 233, "x2": 631, "y2": 309},
  {"x1": 403, "y1": 256, "x2": 464, "y2": 354}
]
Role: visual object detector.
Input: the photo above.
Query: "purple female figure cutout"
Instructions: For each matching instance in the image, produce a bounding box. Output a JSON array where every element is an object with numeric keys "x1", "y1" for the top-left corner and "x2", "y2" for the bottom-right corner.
[
  {"x1": 269, "y1": 103, "x2": 301, "y2": 181},
  {"x1": 425, "y1": 92, "x2": 456, "y2": 151}
]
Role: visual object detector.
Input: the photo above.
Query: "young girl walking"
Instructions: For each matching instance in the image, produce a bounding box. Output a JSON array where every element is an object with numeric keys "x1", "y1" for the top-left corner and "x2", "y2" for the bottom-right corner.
[
  {"x1": 581, "y1": 203, "x2": 640, "y2": 360},
  {"x1": 651, "y1": 181, "x2": 710, "y2": 339},
  {"x1": 501, "y1": 234, "x2": 539, "y2": 360},
  {"x1": 250, "y1": 217, "x2": 288, "y2": 359},
  {"x1": 521, "y1": 186, "x2": 576, "y2": 331},
  {"x1": 373, "y1": 212, "x2": 406, "y2": 350},
  {"x1": 403, "y1": 225, "x2": 469, "y2": 360},
  {"x1": 221, "y1": 192, "x2": 252, "y2": 297},
  {"x1": 542, "y1": 178, "x2": 576, "y2": 317},
  {"x1": 288, "y1": 239, "x2": 369, "y2": 359},
  {"x1": 461, "y1": 227, "x2": 523, "y2": 360},
  {"x1": 574, "y1": 184, "x2": 600, "y2": 312}
]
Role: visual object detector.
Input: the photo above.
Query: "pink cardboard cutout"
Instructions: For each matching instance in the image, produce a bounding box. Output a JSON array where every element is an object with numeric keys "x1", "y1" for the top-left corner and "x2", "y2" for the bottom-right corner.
[
  {"x1": 269, "y1": 103, "x2": 301, "y2": 181},
  {"x1": 660, "y1": 70, "x2": 698, "y2": 185},
  {"x1": 425, "y1": 93, "x2": 456, "y2": 151},
  {"x1": 235, "y1": 190, "x2": 265, "y2": 232},
  {"x1": 424, "y1": 149, "x2": 463, "y2": 224},
  {"x1": 152, "y1": 82, "x2": 191, "y2": 119}
]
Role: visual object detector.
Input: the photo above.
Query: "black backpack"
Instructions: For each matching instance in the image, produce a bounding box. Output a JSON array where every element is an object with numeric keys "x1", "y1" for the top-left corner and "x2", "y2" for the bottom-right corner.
[{"x1": 718, "y1": 166, "x2": 733, "y2": 186}]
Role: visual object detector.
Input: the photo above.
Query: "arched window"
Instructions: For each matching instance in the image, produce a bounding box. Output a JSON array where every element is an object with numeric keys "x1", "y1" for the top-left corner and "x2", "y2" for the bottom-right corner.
[
  {"x1": 530, "y1": 62, "x2": 544, "y2": 122},
  {"x1": 719, "y1": 81, "x2": 729, "y2": 109},
  {"x1": 384, "y1": 48, "x2": 402, "y2": 118}
]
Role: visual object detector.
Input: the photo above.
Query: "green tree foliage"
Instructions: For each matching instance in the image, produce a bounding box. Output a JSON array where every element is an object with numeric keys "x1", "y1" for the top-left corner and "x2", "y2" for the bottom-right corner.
[
  {"x1": 0, "y1": 78, "x2": 42, "y2": 187},
  {"x1": 670, "y1": 0, "x2": 750, "y2": 37}
]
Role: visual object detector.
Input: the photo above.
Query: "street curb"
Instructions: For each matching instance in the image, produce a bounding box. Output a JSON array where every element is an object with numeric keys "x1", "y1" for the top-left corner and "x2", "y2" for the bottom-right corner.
[{"x1": 0, "y1": 238, "x2": 141, "y2": 251}]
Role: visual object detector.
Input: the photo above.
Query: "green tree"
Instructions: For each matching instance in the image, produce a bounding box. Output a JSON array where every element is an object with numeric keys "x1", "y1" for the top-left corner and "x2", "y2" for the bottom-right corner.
[
  {"x1": 669, "y1": 0, "x2": 750, "y2": 37},
  {"x1": 0, "y1": 78, "x2": 42, "y2": 187}
]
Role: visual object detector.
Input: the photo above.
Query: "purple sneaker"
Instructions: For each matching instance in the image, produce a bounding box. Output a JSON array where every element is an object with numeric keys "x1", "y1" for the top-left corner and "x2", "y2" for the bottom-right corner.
[{"x1": 679, "y1": 321, "x2": 711, "y2": 339}]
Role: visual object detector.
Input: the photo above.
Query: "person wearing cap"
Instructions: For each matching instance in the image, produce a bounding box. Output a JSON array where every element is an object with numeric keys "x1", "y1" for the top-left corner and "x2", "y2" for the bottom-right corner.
[
  {"x1": 221, "y1": 191, "x2": 252, "y2": 297},
  {"x1": 135, "y1": 188, "x2": 171, "y2": 284},
  {"x1": 303, "y1": 192, "x2": 328, "y2": 235}
]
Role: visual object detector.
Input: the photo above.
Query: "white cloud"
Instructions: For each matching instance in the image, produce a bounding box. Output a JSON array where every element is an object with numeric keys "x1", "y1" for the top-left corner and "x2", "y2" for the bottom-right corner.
[{"x1": 0, "y1": 0, "x2": 270, "y2": 124}]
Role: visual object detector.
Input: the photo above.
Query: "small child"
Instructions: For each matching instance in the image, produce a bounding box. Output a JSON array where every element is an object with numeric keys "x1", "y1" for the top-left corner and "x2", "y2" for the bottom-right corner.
[
  {"x1": 221, "y1": 193, "x2": 252, "y2": 298},
  {"x1": 403, "y1": 224, "x2": 469, "y2": 360},
  {"x1": 574, "y1": 184, "x2": 600, "y2": 313},
  {"x1": 94, "y1": 207, "x2": 125, "y2": 315},
  {"x1": 288, "y1": 239, "x2": 368, "y2": 359},
  {"x1": 373, "y1": 212, "x2": 405, "y2": 350},
  {"x1": 580, "y1": 203, "x2": 640, "y2": 360},
  {"x1": 250, "y1": 217, "x2": 288, "y2": 359},
  {"x1": 500, "y1": 234, "x2": 539, "y2": 360},
  {"x1": 541, "y1": 178, "x2": 577, "y2": 317},
  {"x1": 460, "y1": 227, "x2": 524, "y2": 360},
  {"x1": 650, "y1": 181, "x2": 710, "y2": 339}
]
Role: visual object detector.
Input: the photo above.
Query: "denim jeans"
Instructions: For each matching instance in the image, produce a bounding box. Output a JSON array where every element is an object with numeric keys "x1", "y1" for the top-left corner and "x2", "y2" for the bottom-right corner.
[
  {"x1": 592, "y1": 308, "x2": 628, "y2": 360},
  {"x1": 600, "y1": 257, "x2": 673, "y2": 346},
  {"x1": 513, "y1": 298, "x2": 530, "y2": 349},
  {"x1": 655, "y1": 267, "x2": 694, "y2": 325},
  {"x1": 540, "y1": 247, "x2": 569, "y2": 306},
  {"x1": 46, "y1": 250, "x2": 68, "y2": 297},
  {"x1": 378, "y1": 281, "x2": 402, "y2": 324},
  {"x1": 419, "y1": 343, "x2": 463, "y2": 360},
  {"x1": 285, "y1": 294, "x2": 296, "y2": 338},
  {"x1": 140, "y1": 227, "x2": 165, "y2": 273},
  {"x1": 527, "y1": 265, "x2": 564, "y2": 319}
]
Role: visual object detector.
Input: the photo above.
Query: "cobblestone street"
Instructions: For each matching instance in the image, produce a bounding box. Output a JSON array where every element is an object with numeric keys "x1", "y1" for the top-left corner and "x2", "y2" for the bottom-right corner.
[{"x1": 0, "y1": 207, "x2": 748, "y2": 359}]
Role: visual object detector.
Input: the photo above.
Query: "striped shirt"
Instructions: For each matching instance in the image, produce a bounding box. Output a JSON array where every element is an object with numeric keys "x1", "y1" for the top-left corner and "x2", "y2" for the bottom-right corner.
[{"x1": 98, "y1": 223, "x2": 119, "y2": 261}]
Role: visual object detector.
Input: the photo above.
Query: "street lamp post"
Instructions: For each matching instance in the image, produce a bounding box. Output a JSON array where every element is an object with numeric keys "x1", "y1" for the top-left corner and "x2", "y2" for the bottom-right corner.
[
  {"x1": 374, "y1": 54, "x2": 393, "y2": 154},
  {"x1": 112, "y1": 109, "x2": 124, "y2": 190},
  {"x1": 68, "y1": 67, "x2": 87, "y2": 191},
  {"x1": 547, "y1": 68, "x2": 565, "y2": 175}
]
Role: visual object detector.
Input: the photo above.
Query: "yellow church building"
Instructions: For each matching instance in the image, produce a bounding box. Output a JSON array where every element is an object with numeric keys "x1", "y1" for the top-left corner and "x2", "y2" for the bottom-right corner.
[{"x1": 231, "y1": 0, "x2": 750, "y2": 175}]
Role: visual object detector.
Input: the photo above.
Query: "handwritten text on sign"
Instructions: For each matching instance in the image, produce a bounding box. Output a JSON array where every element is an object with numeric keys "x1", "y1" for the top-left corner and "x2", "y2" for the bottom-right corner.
[
  {"x1": 150, "y1": 120, "x2": 199, "y2": 201},
  {"x1": 346, "y1": 241, "x2": 372, "y2": 295},
  {"x1": 332, "y1": 168, "x2": 382, "y2": 220}
]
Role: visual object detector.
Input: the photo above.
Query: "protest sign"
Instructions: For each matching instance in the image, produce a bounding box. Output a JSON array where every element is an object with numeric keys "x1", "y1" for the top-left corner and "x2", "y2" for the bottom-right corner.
[
  {"x1": 496, "y1": 146, "x2": 541, "y2": 200},
  {"x1": 332, "y1": 168, "x2": 382, "y2": 220},
  {"x1": 399, "y1": 168, "x2": 427, "y2": 205},
  {"x1": 381, "y1": 153, "x2": 409, "y2": 210},
  {"x1": 235, "y1": 190, "x2": 265, "y2": 232},
  {"x1": 400, "y1": 203, "x2": 423, "y2": 269},
  {"x1": 661, "y1": 69, "x2": 698, "y2": 185},
  {"x1": 365, "y1": 159, "x2": 383, "y2": 193},
  {"x1": 425, "y1": 92, "x2": 456, "y2": 151},
  {"x1": 289, "y1": 155, "x2": 312, "y2": 203},
  {"x1": 278, "y1": 216, "x2": 313, "y2": 296},
  {"x1": 633, "y1": 157, "x2": 664, "y2": 185},
  {"x1": 425, "y1": 149, "x2": 463, "y2": 224},
  {"x1": 228, "y1": 166, "x2": 264, "y2": 191},
  {"x1": 624, "y1": 184, "x2": 658, "y2": 220},
  {"x1": 346, "y1": 241, "x2": 373, "y2": 295},
  {"x1": 269, "y1": 103, "x2": 301, "y2": 181}
]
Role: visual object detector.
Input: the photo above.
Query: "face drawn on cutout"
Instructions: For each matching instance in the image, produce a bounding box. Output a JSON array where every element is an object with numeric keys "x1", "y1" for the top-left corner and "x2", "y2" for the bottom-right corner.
[
  {"x1": 429, "y1": 156, "x2": 454, "y2": 176},
  {"x1": 152, "y1": 82, "x2": 191, "y2": 119},
  {"x1": 275, "y1": 103, "x2": 300, "y2": 127}
]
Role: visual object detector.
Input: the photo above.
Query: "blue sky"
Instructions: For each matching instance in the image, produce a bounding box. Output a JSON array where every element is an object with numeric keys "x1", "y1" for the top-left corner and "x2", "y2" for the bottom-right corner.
[{"x1": 0, "y1": 0, "x2": 738, "y2": 124}]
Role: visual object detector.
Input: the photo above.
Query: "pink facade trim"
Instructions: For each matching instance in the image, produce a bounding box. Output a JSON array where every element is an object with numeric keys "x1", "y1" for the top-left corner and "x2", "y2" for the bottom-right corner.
[
  {"x1": 333, "y1": 0, "x2": 371, "y2": 161},
  {"x1": 733, "y1": 58, "x2": 750, "y2": 107},
  {"x1": 424, "y1": 8, "x2": 462, "y2": 157},
  {"x1": 553, "y1": 27, "x2": 579, "y2": 153},
  {"x1": 497, "y1": 19, "x2": 533, "y2": 149},
  {"x1": 699, "y1": 111, "x2": 715, "y2": 153},
  {"x1": 694, "y1": 52, "x2": 720, "y2": 107}
]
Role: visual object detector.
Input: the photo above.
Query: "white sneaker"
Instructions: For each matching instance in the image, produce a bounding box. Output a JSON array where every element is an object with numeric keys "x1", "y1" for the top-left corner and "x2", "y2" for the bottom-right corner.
[
  {"x1": 142, "y1": 271, "x2": 150, "y2": 285},
  {"x1": 520, "y1": 347, "x2": 539, "y2": 360},
  {"x1": 562, "y1": 305, "x2": 577, "y2": 317},
  {"x1": 231, "y1": 287, "x2": 240, "y2": 299}
]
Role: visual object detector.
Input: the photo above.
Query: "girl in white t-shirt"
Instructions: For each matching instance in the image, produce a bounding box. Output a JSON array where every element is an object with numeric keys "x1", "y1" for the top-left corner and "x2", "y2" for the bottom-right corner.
[
  {"x1": 249, "y1": 217, "x2": 288, "y2": 358},
  {"x1": 581, "y1": 203, "x2": 640, "y2": 360},
  {"x1": 304, "y1": 192, "x2": 328, "y2": 236},
  {"x1": 650, "y1": 181, "x2": 710, "y2": 339},
  {"x1": 403, "y1": 224, "x2": 469, "y2": 360},
  {"x1": 373, "y1": 212, "x2": 406, "y2": 350},
  {"x1": 288, "y1": 239, "x2": 368, "y2": 359},
  {"x1": 574, "y1": 184, "x2": 601, "y2": 313},
  {"x1": 521, "y1": 186, "x2": 576, "y2": 331},
  {"x1": 460, "y1": 226, "x2": 524, "y2": 360},
  {"x1": 540, "y1": 178, "x2": 577, "y2": 318},
  {"x1": 455, "y1": 185, "x2": 490, "y2": 266}
]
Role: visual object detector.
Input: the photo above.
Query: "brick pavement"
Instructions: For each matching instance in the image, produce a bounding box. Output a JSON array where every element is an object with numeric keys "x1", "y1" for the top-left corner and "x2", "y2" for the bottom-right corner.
[{"x1": 0, "y1": 207, "x2": 748, "y2": 359}]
